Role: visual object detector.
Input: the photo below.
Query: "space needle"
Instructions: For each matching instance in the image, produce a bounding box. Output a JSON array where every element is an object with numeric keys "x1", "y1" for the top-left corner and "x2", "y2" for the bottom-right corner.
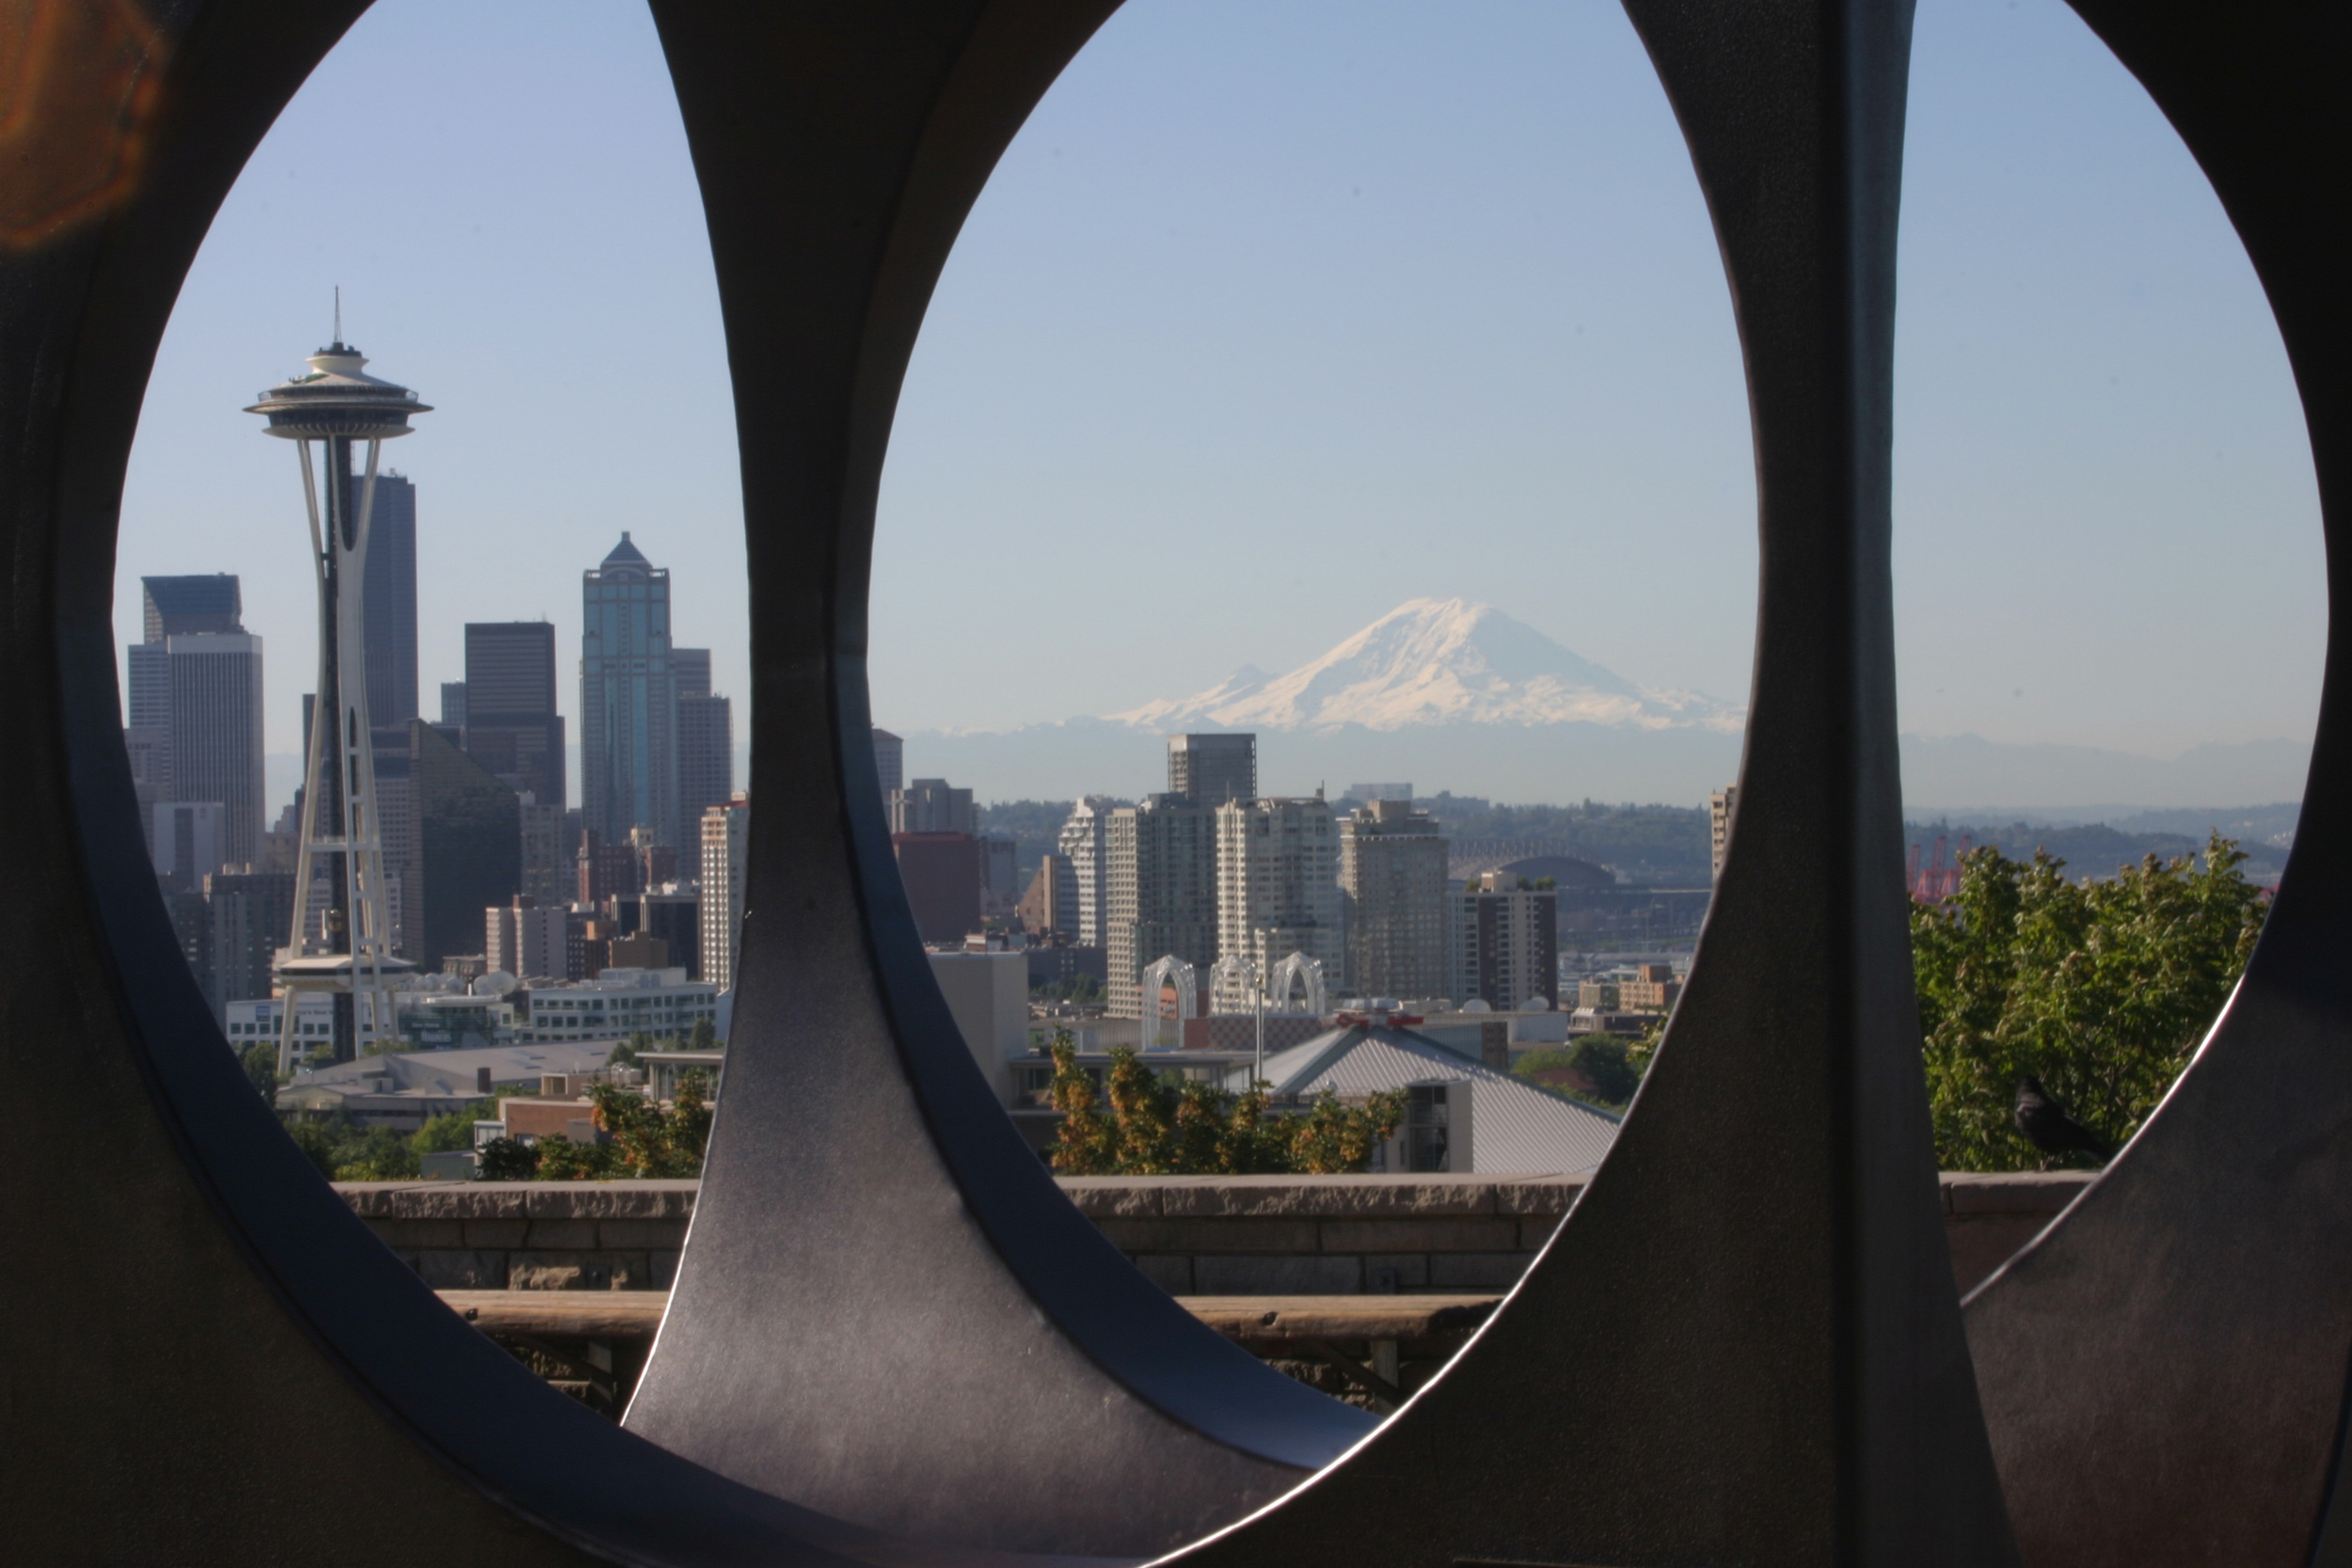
[{"x1": 247, "y1": 310, "x2": 430, "y2": 1070}]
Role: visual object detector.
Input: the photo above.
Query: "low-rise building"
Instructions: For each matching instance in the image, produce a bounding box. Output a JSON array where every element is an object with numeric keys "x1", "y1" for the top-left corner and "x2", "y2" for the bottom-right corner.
[
  {"x1": 274, "y1": 1041, "x2": 615, "y2": 1132},
  {"x1": 517, "y1": 966, "x2": 721, "y2": 1044}
]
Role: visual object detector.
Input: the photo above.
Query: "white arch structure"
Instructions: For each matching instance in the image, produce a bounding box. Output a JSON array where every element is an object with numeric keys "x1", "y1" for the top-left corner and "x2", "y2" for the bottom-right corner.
[
  {"x1": 1138, "y1": 955, "x2": 1198, "y2": 1051},
  {"x1": 1269, "y1": 951, "x2": 1327, "y2": 1017}
]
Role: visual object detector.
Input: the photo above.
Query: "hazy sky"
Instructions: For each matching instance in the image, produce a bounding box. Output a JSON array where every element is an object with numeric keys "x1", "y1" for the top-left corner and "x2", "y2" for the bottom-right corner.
[{"x1": 119, "y1": 0, "x2": 2323, "y2": 812}]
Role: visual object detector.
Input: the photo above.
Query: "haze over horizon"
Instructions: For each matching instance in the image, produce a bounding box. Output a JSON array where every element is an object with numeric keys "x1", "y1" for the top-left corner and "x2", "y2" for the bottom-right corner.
[{"x1": 118, "y1": 0, "x2": 2321, "y2": 822}]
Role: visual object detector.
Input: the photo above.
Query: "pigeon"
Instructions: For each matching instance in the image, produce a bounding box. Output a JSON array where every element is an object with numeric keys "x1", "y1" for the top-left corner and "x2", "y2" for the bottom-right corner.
[{"x1": 2013, "y1": 1074, "x2": 2118, "y2": 1165}]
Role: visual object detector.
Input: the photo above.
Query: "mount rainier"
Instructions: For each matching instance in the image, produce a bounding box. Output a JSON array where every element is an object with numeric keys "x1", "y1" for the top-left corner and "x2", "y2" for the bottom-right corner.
[{"x1": 1106, "y1": 597, "x2": 1742, "y2": 736}]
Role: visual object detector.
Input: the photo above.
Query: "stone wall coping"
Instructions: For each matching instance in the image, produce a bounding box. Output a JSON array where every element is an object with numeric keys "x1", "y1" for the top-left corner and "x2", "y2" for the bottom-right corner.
[
  {"x1": 336, "y1": 1170, "x2": 2094, "y2": 1221},
  {"x1": 335, "y1": 1180, "x2": 699, "y2": 1220},
  {"x1": 1942, "y1": 1171, "x2": 2096, "y2": 1214},
  {"x1": 1057, "y1": 1173, "x2": 1593, "y2": 1219}
]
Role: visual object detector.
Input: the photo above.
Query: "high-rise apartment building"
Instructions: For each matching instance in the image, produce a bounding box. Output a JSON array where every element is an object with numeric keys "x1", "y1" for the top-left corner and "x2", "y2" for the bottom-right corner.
[
  {"x1": 1167, "y1": 733, "x2": 1256, "y2": 807},
  {"x1": 872, "y1": 727, "x2": 903, "y2": 802},
  {"x1": 465, "y1": 621, "x2": 564, "y2": 810},
  {"x1": 580, "y1": 533, "x2": 675, "y2": 847},
  {"x1": 673, "y1": 648, "x2": 733, "y2": 830},
  {"x1": 1104, "y1": 794, "x2": 1218, "y2": 1018},
  {"x1": 361, "y1": 471, "x2": 419, "y2": 725},
  {"x1": 1018, "y1": 852, "x2": 1079, "y2": 942},
  {"x1": 699, "y1": 794, "x2": 750, "y2": 991},
  {"x1": 1450, "y1": 873, "x2": 1559, "y2": 1010},
  {"x1": 1056, "y1": 797, "x2": 1118, "y2": 948},
  {"x1": 167, "y1": 632, "x2": 265, "y2": 868},
  {"x1": 1339, "y1": 799, "x2": 1451, "y2": 1000},
  {"x1": 1710, "y1": 785, "x2": 1739, "y2": 881},
  {"x1": 1213, "y1": 796, "x2": 1343, "y2": 1012},
  {"x1": 889, "y1": 778, "x2": 975, "y2": 835},
  {"x1": 486, "y1": 896, "x2": 569, "y2": 981}
]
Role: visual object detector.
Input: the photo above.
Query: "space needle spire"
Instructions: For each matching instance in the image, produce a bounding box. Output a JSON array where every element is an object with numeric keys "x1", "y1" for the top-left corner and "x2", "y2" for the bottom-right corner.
[{"x1": 247, "y1": 325, "x2": 431, "y2": 1070}]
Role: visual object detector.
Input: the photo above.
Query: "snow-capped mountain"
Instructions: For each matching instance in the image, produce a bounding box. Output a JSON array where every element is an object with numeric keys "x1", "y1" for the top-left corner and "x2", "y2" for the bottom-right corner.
[{"x1": 1107, "y1": 597, "x2": 1743, "y2": 735}]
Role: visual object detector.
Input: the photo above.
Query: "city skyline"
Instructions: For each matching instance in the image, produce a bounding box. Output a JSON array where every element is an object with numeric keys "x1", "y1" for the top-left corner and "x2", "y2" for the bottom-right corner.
[{"x1": 113, "y1": 0, "x2": 2321, "y2": 817}]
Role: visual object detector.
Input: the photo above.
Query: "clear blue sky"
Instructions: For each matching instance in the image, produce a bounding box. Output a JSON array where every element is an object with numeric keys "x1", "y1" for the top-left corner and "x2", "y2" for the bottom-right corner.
[{"x1": 118, "y1": 0, "x2": 2323, "y2": 813}]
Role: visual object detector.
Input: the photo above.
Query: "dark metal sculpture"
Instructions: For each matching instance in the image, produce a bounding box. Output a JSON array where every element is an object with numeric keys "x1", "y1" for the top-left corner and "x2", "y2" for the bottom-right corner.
[
  {"x1": 1957, "y1": 8, "x2": 2352, "y2": 1566},
  {"x1": 0, "y1": 0, "x2": 2341, "y2": 1563}
]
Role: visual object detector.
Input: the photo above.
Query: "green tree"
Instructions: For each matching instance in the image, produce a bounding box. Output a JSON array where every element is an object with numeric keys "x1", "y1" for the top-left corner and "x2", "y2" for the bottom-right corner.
[
  {"x1": 411, "y1": 1101, "x2": 493, "y2": 1156},
  {"x1": 1513, "y1": 1036, "x2": 1642, "y2": 1109},
  {"x1": 610, "y1": 1032, "x2": 652, "y2": 1069},
  {"x1": 532, "y1": 1133, "x2": 622, "y2": 1180},
  {"x1": 476, "y1": 1136, "x2": 541, "y2": 1180},
  {"x1": 238, "y1": 1039, "x2": 278, "y2": 1099},
  {"x1": 583, "y1": 1073, "x2": 713, "y2": 1178},
  {"x1": 686, "y1": 1016, "x2": 720, "y2": 1052},
  {"x1": 1914, "y1": 834, "x2": 2265, "y2": 1171},
  {"x1": 1047, "y1": 1037, "x2": 1403, "y2": 1175}
]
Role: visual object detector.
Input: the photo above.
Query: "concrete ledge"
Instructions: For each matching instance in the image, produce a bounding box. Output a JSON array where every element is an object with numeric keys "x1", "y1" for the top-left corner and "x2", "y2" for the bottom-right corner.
[{"x1": 337, "y1": 1171, "x2": 2095, "y2": 1295}]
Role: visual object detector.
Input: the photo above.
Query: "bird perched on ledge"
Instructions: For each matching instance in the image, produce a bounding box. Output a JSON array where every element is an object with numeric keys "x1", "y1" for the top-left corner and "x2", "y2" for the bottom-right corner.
[{"x1": 2014, "y1": 1074, "x2": 2118, "y2": 1167}]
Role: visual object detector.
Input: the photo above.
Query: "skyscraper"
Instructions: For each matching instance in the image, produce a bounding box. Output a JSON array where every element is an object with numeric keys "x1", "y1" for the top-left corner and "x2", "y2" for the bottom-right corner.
[
  {"x1": 517, "y1": 795, "x2": 571, "y2": 910},
  {"x1": 1212, "y1": 795, "x2": 1342, "y2": 1012},
  {"x1": 1167, "y1": 733, "x2": 1256, "y2": 806},
  {"x1": 1338, "y1": 800, "x2": 1450, "y2": 1000},
  {"x1": 700, "y1": 794, "x2": 750, "y2": 991},
  {"x1": 126, "y1": 574, "x2": 246, "y2": 832},
  {"x1": 673, "y1": 646, "x2": 733, "y2": 828},
  {"x1": 409, "y1": 720, "x2": 520, "y2": 972},
  {"x1": 167, "y1": 632, "x2": 265, "y2": 868},
  {"x1": 580, "y1": 533, "x2": 675, "y2": 847},
  {"x1": 888, "y1": 778, "x2": 974, "y2": 834},
  {"x1": 206, "y1": 869, "x2": 295, "y2": 1014},
  {"x1": 873, "y1": 727, "x2": 903, "y2": 801},
  {"x1": 361, "y1": 471, "x2": 418, "y2": 725},
  {"x1": 142, "y1": 574, "x2": 243, "y2": 641},
  {"x1": 1104, "y1": 794, "x2": 1218, "y2": 1017},
  {"x1": 1056, "y1": 798, "x2": 1117, "y2": 948},
  {"x1": 464, "y1": 621, "x2": 564, "y2": 808}
]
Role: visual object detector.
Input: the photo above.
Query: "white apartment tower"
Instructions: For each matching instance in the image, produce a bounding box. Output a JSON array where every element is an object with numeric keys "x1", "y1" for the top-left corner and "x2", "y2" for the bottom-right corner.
[
  {"x1": 1339, "y1": 799, "x2": 1450, "y2": 1001},
  {"x1": 700, "y1": 793, "x2": 751, "y2": 991},
  {"x1": 1212, "y1": 796, "x2": 1343, "y2": 1013},
  {"x1": 1056, "y1": 796, "x2": 1118, "y2": 947}
]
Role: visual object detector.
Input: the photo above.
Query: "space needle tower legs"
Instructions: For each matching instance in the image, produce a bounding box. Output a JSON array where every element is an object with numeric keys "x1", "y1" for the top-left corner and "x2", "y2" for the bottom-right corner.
[{"x1": 249, "y1": 328, "x2": 430, "y2": 1072}]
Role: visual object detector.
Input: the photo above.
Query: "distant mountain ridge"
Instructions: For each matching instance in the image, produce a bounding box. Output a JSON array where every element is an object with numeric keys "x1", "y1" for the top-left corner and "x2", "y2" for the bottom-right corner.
[{"x1": 1107, "y1": 597, "x2": 1742, "y2": 735}]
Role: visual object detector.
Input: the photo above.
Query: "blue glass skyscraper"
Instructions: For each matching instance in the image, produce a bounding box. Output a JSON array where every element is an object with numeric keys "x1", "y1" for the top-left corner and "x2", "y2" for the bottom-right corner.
[{"x1": 580, "y1": 533, "x2": 675, "y2": 847}]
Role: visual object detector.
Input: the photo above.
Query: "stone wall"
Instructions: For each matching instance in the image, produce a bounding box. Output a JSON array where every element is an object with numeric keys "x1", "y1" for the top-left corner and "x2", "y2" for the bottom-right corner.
[{"x1": 339, "y1": 1170, "x2": 2090, "y2": 1297}]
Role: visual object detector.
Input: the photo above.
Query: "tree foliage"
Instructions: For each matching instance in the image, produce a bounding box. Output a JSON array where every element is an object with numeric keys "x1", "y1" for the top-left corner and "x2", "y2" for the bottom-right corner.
[
  {"x1": 1046, "y1": 1035, "x2": 1404, "y2": 1176},
  {"x1": 1913, "y1": 834, "x2": 2266, "y2": 1171},
  {"x1": 238, "y1": 1039, "x2": 279, "y2": 1099},
  {"x1": 1512, "y1": 1036, "x2": 1642, "y2": 1109},
  {"x1": 586, "y1": 1072, "x2": 713, "y2": 1178}
]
